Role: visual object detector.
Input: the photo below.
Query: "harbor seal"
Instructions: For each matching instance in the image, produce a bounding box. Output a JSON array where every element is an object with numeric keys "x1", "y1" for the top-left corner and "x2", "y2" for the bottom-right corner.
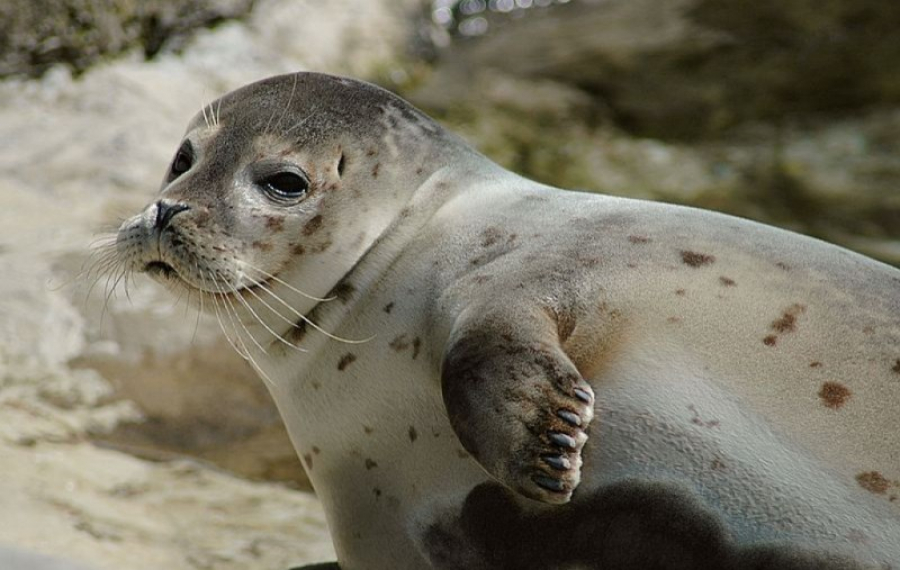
[{"x1": 112, "y1": 72, "x2": 900, "y2": 569}]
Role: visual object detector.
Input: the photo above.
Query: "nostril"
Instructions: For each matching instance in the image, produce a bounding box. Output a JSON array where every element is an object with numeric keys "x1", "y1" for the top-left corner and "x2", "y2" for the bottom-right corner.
[{"x1": 154, "y1": 200, "x2": 190, "y2": 231}]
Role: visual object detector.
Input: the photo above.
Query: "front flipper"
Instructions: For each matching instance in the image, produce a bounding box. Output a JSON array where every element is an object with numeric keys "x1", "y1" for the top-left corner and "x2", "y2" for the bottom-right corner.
[{"x1": 441, "y1": 304, "x2": 595, "y2": 504}]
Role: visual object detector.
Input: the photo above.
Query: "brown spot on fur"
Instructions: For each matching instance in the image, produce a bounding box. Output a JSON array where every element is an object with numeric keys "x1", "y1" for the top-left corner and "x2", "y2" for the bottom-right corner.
[
  {"x1": 628, "y1": 235, "x2": 651, "y2": 244},
  {"x1": 846, "y1": 530, "x2": 869, "y2": 545},
  {"x1": 312, "y1": 446, "x2": 321, "y2": 454},
  {"x1": 710, "y1": 459, "x2": 727, "y2": 471},
  {"x1": 862, "y1": 326, "x2": 875, "y2": 335},
  {"x1": 373, "y1": 487, "x2": 382, "y2": 497},
  {"x1": 856, "y1": 471, "x2": 891, "y2": 494},
  {"x1": 482, "y1": 227, "x2": 502, "y2": 247},
  {"x1": 337, "y1": 352, "x2": 357, "y2": 371},
  {"x1": 292, "y1": 244, "x2": 306, "y2": 255},
  {"x1": 364, "y1": 426, "x2": 374, "y2": 435},
  {"x1": 688, "y1": 405, "x2": 720, "y2": 428},
  {"x1": 412, "y1": 337, "x2": 421, "y2": 360},
  {"x1": 809, "y1": 361, "x2": 822, "y2": 368},
  {"x1": 303, "y1": 453, "x2": 313, "y2": 470},
  {"x1": 408, "y1": 426, "x2": 418, "y2": 442},
  {"x1": 372, "y1": 162, "x2": 380, "y2": 178},
  {"x1": 680, "y1": 250, "x2": 715, "y2": 267},
  {"x1": 365, "y1": 458, "x2": 378, "y2": 470},
  {"x1": 416, "y1": 167, "x2": 423, "y2": 175},
  {"x1": 252, "y1": 240, "x2": 273, "y2": 252},
  {"x1": 718, "y1": 276, "x2": 736, "y2": 287},
  {"x1": 389, "y1": 334, "x2": 410, "y2": 352},
  {"x1": 775, "y1": 262, "x2": 791, "y2": 271},
  {"x1": 288, "y1": 320, "x2": 307, "y2": 345},
  {"x1": 771, "y1": 304, "x2": 806, "y2": 333},
  {"x1": 892, "y1": 359, "x2": 900, "y2": 374},
  {"x1": 366, "y1": 148, "x2": 376, "y2": 157},
  {"x1": 675, "y1": 289, "x2": 686, "y2": 296},
  {"x1": 265, "y1": 216, "x2": 285, "y2": 231},
  {"x1": 762, "y1": 335, "x2": 777, "y2": 346},
  {"x1": 303, "y1": 214, "x2": 323, "y2": 236},
  {"x1": 332, "y1": 281, "x2": 356, "y2": 303},
  {"x1": 472, "y1": 274, "x2": 493, "y2": 284},
  {"x1": 383, "y1": 302, "x2": 395, "y2": 313},
  {"x1": 819, "y1": 381, "x2": 851, "y2": 409},
  {"x1": 667, "y1": 316, "x2": 681, "y2": 323}
]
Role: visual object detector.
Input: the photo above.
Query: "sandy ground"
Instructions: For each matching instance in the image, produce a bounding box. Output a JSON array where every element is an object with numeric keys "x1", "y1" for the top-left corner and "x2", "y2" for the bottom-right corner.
[{"x1": 0, "y1": 1, "x2": 414, "y2": 567}]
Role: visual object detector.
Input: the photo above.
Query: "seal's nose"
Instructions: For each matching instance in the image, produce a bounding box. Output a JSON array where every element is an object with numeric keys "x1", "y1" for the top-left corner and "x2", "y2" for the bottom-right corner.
[{"x1": 154, "y1": 200, "x2": 190, "y2": 231}]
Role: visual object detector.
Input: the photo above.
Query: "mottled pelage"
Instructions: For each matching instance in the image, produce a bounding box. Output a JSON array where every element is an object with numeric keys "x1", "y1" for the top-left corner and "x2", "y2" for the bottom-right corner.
[{"x1": 108, "y1": 73, "x2": 899, "y2": 569}]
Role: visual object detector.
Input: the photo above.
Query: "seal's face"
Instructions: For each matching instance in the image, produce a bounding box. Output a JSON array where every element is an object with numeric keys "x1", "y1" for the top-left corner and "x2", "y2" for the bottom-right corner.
[
  {"x1": 115, "y1": 73, "x2": 432, "y2": 344},
  {"x1": 118, "y1": 129, "x2": 334, "y2": 294}
]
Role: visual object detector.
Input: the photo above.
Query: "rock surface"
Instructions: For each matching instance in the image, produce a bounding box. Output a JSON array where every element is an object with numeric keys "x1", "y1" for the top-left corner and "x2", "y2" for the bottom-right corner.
[
  {"x1": 421, "y1": 0, "x2": 900, "y2": 138},
  {"x1": 0, "y1": 0, "x2": 256, "y2": 78}
]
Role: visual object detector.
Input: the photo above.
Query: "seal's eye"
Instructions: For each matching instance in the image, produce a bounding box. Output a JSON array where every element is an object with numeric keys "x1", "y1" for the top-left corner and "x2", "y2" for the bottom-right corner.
[
  {"x1": 169, "y1": 142, "x2": 193, "y2": 180},
  {"x1": 259, "y1": 172, "x2": 310, "y2": 202}
]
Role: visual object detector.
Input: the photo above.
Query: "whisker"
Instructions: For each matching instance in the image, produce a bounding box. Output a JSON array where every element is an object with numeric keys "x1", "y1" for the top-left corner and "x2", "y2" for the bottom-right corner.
[
  {"x1": 227, "y1": 277, "x2": 301, "y2": 352},
  {"x1": 212, "y1": 273, "x2": 269, "y2": 355},
  {"x1": 99, "y1": 263, "x2": 129, "y2": 329},
  {"x1": 202, "y1": 270, "x2": 250, "y2": 360},
  {"x1": 213, "y1": 275, "x2": 276, "y2": 387},
  {"x1": 249, "y1": 276, "x2": 375, "y2": 345},
  {"x1": 240, "y1": 261, "x2": 335, "y2": 302},
  {"x1": 238, "y1": 285, "x2": 309, "y2": 353},
  {"x1": 272, "y1": 73, "x2": 299, "y2": 133},
  {"x1": 54, "y1": 239, "x2": 119, "y2": 293},
  {"x1": 191, "y1": 279, "x2": 204, "y2": 345},
  {"x1": 283, "y1": 105, "x2": 320, "y2": 137}
]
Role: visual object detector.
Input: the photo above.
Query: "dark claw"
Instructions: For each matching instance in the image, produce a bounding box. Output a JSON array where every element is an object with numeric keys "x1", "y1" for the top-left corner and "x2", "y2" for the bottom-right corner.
[
  {"x1": 533, "y1": 474, "x2": 566, "y2": 492},
  {"x1": 573, "y1": 388, "x2": 593, "y2": 404},
  {"x1": 557, "y1": 409, "x2": 581, "y2": 427},
  {"x1": 548, "y1": 431, "x2": 577, "y2": 449},
  {"x1": 542, "y1": 454, "x2": 570, "y2": 471}
]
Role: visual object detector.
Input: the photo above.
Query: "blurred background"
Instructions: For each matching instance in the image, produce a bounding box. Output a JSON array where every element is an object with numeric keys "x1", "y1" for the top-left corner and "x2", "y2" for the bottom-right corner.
[{"x1": 0, "y1": 1, "x2": 898, "y2": 568}]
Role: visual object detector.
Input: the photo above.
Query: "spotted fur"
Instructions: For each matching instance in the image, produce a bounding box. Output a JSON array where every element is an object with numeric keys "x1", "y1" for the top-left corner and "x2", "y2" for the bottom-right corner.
[{"x1": 115, "y1": 73, "x2": 900, "y2": 569}]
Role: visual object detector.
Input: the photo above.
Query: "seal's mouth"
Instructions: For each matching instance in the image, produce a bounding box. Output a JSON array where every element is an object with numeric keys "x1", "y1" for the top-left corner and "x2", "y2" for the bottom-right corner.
[
  {"x1": 142, "y1": 259, "x2": 273, "y2": 299},
  {"x1": 144, "y1": 260, "x2": 178, "y2": 279}
]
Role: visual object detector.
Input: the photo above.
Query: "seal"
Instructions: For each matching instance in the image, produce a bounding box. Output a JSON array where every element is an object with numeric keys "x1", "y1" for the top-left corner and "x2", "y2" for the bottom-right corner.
[{"x1": 112, "y1": 72, "x2": 900, "y2": 569}]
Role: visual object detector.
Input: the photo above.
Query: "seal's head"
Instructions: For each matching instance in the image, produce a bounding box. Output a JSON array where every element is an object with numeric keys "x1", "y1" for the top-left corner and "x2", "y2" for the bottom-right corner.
[{"x1": 115, "y1": 72, "x2": 455, "y2": 337}]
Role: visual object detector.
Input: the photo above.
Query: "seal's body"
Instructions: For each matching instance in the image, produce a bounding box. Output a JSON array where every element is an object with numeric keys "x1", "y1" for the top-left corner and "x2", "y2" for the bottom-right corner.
[{"x1": 115, "y1": 73, "x2": 900, "y2": 569}]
